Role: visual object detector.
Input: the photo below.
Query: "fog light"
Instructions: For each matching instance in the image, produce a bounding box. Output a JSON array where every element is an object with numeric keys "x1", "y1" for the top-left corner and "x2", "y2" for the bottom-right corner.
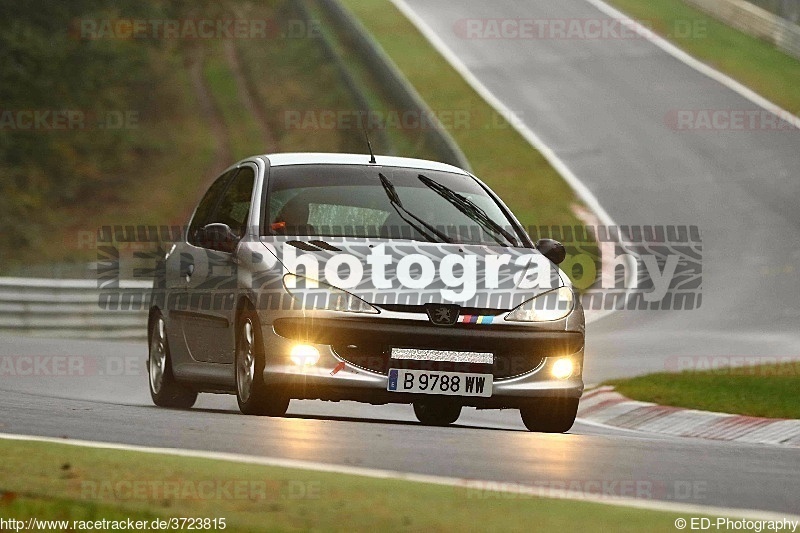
[
  {"x1": 290, "y1": 344, "x2": 320, "y2": 366},
  {"x1": 551, "y1": 358, "x2": 574, "y2": 380}
]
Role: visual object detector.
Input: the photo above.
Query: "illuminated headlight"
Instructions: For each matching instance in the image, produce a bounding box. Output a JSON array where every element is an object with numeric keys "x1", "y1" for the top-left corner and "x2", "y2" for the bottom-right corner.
[
  {"x1": 282, "y1": 274, "x2": 379, "y2": 314},
  {"x1": 290, "y1": 344, "x2": 320, "y2": 366},
  {"x1": 551, "y1": 358, "x2": 574, "y2": 380},
  {"x1": 505, "y1": 287, "x2": 574, "y2": 322}
]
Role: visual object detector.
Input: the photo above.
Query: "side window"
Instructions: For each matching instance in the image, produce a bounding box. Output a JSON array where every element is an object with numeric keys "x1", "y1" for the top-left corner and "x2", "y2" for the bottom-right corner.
[
  {"x1": 188, "y1": 170, "x2": 236, "y2": 246},
  {"x1": 215, "y1": 166, "x2": 256, "y2": 237}
]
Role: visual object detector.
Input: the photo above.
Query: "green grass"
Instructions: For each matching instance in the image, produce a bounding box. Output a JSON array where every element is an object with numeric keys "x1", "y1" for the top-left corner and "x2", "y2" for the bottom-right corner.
[
  {"x1": 606, "y1": 362, "x2": 800, "y2": 418},
  {"x1": 0, "y1": 438, "x2": 702, "y2": 532},
  {"x1": 605, "y1": 0, "x2": 800, "y2": 114},
  {"x1": 204, "y1": 41, "x2": 266, "y2": 160},
  {"x1": 339, "y1": 0, "x2": 587, "y2": 230}
]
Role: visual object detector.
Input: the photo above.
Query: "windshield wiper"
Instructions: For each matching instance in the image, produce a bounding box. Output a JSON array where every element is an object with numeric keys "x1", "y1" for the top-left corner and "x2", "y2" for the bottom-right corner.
[
  {"x1": 379, "y1": 173, "x2": 452, "y2": 243},
  {"x1": 417, "y1": 174, "x2": 519, "y2": 246}
]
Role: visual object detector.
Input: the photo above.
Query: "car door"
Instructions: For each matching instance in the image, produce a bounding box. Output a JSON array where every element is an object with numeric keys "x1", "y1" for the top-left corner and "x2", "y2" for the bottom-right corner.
[
  {"x1": 181, "y1": 165, "x2": 256, "y2": 364},
  {"x1": 166, "y1": 168, "x2": 236, "y2": 366}
]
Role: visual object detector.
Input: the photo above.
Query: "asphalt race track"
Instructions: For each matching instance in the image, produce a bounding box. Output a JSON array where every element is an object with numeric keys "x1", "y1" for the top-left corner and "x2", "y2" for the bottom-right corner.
[{"x1": 2, "y1": 0, "x2": 800, "y2": 517}]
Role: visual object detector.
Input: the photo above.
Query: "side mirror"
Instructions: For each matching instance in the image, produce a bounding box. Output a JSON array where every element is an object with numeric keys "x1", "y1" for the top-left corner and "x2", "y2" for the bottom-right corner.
[
  {"x1": 200, "y1": 223, "x2": 240, "y2": 254},
  {"x1": 535, "y1": 238, "x2": 566, "y2": 265}
]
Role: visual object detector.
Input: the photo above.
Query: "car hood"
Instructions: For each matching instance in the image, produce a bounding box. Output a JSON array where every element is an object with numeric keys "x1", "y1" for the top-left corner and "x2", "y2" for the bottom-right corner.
[{"x1": 259, "y1": 237, "x2": 566, "y2": 310}]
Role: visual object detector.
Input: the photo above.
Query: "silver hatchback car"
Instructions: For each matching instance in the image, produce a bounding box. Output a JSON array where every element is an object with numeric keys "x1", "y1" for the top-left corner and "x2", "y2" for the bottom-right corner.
[{"x1": 148, "y1": 153, "x2": 584, "y2": 432}]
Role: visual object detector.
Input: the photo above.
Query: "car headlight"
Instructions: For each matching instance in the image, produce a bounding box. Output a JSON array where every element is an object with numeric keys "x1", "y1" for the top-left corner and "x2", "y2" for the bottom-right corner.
[
  {"x1": 282, "y1": 274, "x2": 379, "y2": 314},
  {"x1": 505, "y1": 286, "x2": 574, "y2": 322}
]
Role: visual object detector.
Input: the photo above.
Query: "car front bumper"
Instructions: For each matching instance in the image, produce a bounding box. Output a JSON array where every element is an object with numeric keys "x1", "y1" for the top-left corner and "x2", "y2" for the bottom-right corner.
[{"x1": 259, "y1": 313, "x2": 585, "y2": 409}]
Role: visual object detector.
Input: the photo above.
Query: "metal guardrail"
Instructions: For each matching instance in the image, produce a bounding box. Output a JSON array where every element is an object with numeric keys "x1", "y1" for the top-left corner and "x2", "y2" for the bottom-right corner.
[
  {"x1": 686, "y1": 0, "x2": 800, "y2": 59},
  {"x1": 0, "y1": 278, "x2": 150, "y2": 340},
  {"x1": 744, "y1": 0, "x2": 799, "y2": 24},
  {"x1": 318, "y1": 0, "x2": 472, "y2": 171}
]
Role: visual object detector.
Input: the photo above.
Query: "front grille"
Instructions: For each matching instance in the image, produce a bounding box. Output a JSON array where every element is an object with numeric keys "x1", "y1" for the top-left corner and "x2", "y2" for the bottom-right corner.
[{"x1": 332, "y1": 343, "x2": 542, "y2": 380}]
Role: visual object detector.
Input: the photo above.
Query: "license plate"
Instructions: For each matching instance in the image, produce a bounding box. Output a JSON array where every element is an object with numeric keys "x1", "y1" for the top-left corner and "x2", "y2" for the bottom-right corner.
[{"x1": 387, "y1": 368, "x2": 493, "y2": 397}]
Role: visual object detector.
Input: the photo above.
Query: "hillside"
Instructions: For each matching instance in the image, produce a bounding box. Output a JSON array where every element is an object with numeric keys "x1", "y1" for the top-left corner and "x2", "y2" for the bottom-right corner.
[{"x1": 0, "y1": 1, "x2": 369, "y2": 274}]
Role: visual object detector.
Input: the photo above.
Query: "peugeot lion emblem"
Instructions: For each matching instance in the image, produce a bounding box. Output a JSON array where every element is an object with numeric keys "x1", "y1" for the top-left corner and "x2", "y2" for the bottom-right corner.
[{"x1": 425, "y1": 304, "x2": 460, "y2": 326}]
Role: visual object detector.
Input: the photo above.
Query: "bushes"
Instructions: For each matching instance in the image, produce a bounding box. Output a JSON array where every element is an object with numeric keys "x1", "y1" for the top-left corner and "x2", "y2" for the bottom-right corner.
[{"x1": 0, "y1": 1, "x2": 166, "y2": 254}]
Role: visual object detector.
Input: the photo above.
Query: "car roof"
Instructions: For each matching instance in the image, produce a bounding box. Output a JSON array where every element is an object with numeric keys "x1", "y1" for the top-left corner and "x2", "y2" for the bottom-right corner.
[{"x1": 256, "y1": 152, "x2": 470, "y2": 175}]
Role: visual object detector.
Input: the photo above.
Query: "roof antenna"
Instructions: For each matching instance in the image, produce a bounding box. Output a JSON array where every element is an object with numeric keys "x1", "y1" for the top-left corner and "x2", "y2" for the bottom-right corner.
[{"x1": 362, "y1": 121, "x2": 376, "y2": 164}]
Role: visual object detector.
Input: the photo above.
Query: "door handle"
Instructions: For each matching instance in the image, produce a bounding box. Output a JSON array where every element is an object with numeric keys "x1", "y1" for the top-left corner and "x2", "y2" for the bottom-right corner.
[{"x1": 183, "y1": 263, "x2": 194, "y2": 282}]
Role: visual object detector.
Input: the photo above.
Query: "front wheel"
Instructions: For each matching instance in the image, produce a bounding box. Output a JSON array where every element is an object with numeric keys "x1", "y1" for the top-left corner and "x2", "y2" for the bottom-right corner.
[
  {"x1": 413, "y1": 400, "x2": 462, "y2": 426},
  {"x1": 520, "y1": 398, "x2": 579, "y2": 433},
  {"x1": 235, "y1": 310, "x2": 290, "y2": 416},
  {"x1": 148, "y1": 312, "x2": 197, "y2": 409}
]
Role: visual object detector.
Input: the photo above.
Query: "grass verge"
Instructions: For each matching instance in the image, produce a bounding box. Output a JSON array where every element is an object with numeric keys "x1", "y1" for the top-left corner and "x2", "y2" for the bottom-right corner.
[
  {"x1": 0, "y1": 438, "x2": 699, "y2": 532},
  {"x1": 605, "y1": 362, "x2": 800, "y2": 418},
  {"x1": 338, "y1": 0, "x2": 587, "y2": 230},
  {"x1": 604, "y1": 0, "x2": 800, "y2": 114}
]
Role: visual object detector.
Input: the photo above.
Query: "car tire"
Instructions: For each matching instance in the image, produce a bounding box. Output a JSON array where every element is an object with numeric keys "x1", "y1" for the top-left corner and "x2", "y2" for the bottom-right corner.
[
  {"x1": 148, "y1": 312, "x2": 197, "y2": 409},
  {"x1": 413, "y1": 400, "x2": 462, "y2": 426},
  {"x1": 519, "y1": 398, "x2": 579, "y2": 433},
  {"x1": 235, "y1": 310, "x2": 290, "y2": 417}
]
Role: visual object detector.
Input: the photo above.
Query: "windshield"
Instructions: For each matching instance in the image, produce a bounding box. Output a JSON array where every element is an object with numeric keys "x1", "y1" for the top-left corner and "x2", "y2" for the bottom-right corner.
[{"x1": 264, "y1": 164, "x2": 526, "y2": 246}]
